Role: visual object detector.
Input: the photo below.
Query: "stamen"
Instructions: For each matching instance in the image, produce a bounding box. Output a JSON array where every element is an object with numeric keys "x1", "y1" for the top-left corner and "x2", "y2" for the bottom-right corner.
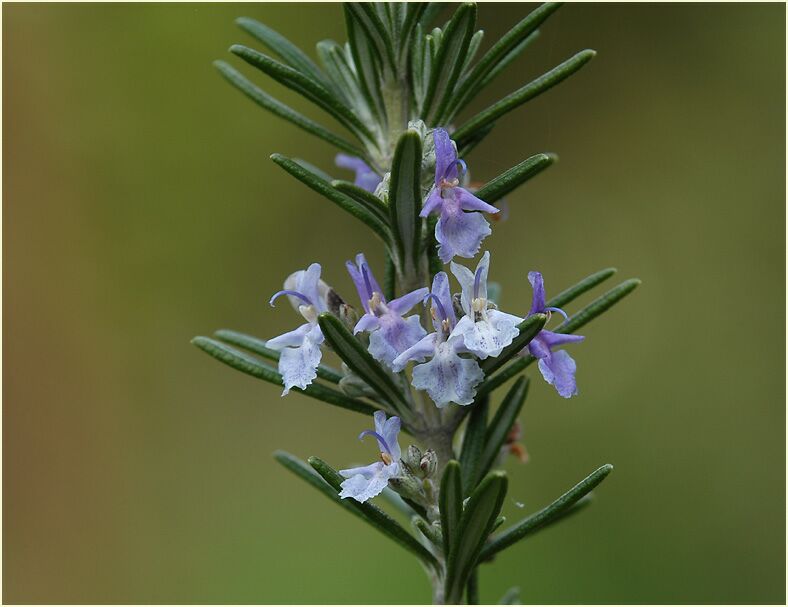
[
  {"x1": 269, "y1": 289, "x2": 312, "y2": 307},
  {"x1": 358, "y1": 430, "x2": 392, "y2": 455},
  {"x1": 545, "y1": 306, "x2": 570, "y2": 321},
  {"x1": 473, "y1": 264, "x2": 484, "y2": 300},
  {"x1": 361, "y1": 263, "x2": 374, "y2": 300},
  {"x1": 443, "y1": 158, "x2": 467, "y2": 181},
  {"x1": 424, "y1": 293, "x2": 449, "y2": 324}
]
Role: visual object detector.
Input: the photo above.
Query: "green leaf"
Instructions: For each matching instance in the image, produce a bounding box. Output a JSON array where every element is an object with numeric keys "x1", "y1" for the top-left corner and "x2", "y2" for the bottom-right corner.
[
  {"x1": 555, "y1": 278, "x2": 641, "y2": 335},
  {"x1": 388, "y1": 130, "x2": 423, "y2": 274},
  {"x1": 316, "y1": 40, "x2": 366, "y2": 111},
  {"x1": 459, "y1": 397, "x2": 488, "y2": 490},
  {"x1": 461, "y1": 29, "x2": 485, "y2": 75},
  {"x1": 419, "y1": 3, "x2": 445, "y2": 29},
  {"x1": 477, "y1": 30, "x2": 540, "y2": 91},
  {"x1": 445, "y1": 472, "x2": 508, "y2": 603},
  {"x1": 480, "y1": 314, "x2": 546, "y2": 376},
  {"x1": 383, "y1": 252, "x2": 396, "y2": 300},
  {"x1": 317, "y1": 313, "x2": 410, "y2": 415},
  {"x1": 469, "y1": 377, "x2": 529, "y2": 489},
  {"x1": 498, "y1": 586, "x2": 522, "y2": 604},
  {"x1": 345, "y1": 3, "x2": 396, "y2": 73},
  {"x1": 467, "y1": 568, "x2": 480, "y2": 604},
  {"x1": 235, "y1": 17, "x2": 328, "y2": 87},
  {"x1": 398, "y1": 3, "x2": 428, "y2": 64},
  {"x1": 344, "y1": 7, "x2": 386, "y2": 125},
  {"x1": 422, "y1": 2, "x2": 477, "y2": 124},
  {"x1": 480, "y1": 464, "x2": 613, "y2": 561},
  {"x1": 379, "y1": 486, "x2": 418, "y2": 517},
  {"x1": 413, "y1": 516, "x2": 442, "y2": 546},
  {"x1": 454, "y1": 49, "x2": 596, "y2": 146},
  {"x1": 230, "y1": 44, "x2": 377, "y2": 145},
  {"x1": 271, "y1": 154, "x2": 391, "y2": 243},
  {"x1": 331, "y1": 179, "x2": 388, "y2": 224},
  {"x1": 213, "y1": 329, "x2": 343, "y2": 384},
  {"x1": 457, "y1": 122, "x2": 495, "y2": 158},
  {"x1": 192, "y1": 337, "x2": 377, "y2": 416},
  {"x1": 546, "y1": 267, "x2": 618, "y2": 309},
  {"x1": 214, "y1": 61, "x2": 366, "y2": 158},
  {"x1": 439, "y1": 460, "x2": 463, "y2": 557},
  {"x1": 474, "y1": 153, "x2": 556, "y2": 204},
  {"x1": 451, "y1": 2, "x2": 561, "y2": 114},
  {"x1": 308, "y1": 456, "x2": 439, "y2": 568}
]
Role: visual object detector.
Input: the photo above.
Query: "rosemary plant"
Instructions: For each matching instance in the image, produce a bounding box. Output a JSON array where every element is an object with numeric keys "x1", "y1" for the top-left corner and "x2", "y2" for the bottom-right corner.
[{"x1": 193, "y1": 3, "x2": 640, "y2": 603}]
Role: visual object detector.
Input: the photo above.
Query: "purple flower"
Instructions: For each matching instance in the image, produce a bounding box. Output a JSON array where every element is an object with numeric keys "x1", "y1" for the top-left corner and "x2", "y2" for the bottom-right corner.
[
  {"x1": 346, "y1": 253, "x2": 428, "y2": 369},
  {"x1": 393, "y1": 272, "x2": 484, "y2": 407},
  {"x1": 420, "y1": 129, "x2": 499, "y2": 263},
  {"x1": 525, "y1": 271, "x2": 585, "y2": 398},
  {"x1": 451, "y1": 251, "x2": 522, "y2": 359},
  {"x1": 267, "y1": 263, "x2": 330, "y2": 395},
  {"x1": 335, "y1": 154, "x2": 382, "y2": 193},
  {"x1": 339, "y1": 410, "x2": 401, "y2": 503}
]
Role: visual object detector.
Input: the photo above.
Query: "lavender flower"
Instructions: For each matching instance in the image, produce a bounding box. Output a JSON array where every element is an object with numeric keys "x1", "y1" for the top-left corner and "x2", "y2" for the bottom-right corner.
[
  {"x1": 393, "y1": 272, "x2": 484, "y2": 407},
  {"x1": 267, "y1": 263, "x2": 330, "y2": 395},
  {"x1": 346, "y1": 253, "x2": 428, "y2": 368},
  {"x1": 335, "y1": 154, "x2": 382, "y2": 193},
  {"x1": 339, "y1": 410, "x2": 401, "y2": 503},
  {"x1": 525, "y1": 271, "x2": 585, "y2": 398},
  {"x1": 420, "y1": 129, "x2": 499, "y2": 263},
  {"x1": 451, "y1": 251, "x2": 522, "y2": 359}
]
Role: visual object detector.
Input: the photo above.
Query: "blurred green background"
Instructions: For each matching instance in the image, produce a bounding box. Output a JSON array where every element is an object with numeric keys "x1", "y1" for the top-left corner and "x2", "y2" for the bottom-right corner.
[{"x1": 3, "y1": 2, "x2": 785, "y2": 604}]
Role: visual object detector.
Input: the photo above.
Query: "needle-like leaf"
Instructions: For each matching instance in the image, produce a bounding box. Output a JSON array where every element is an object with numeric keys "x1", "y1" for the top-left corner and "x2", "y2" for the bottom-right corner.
[
  {"x1": 454, "y1": 49, "x2": 596, "y2": 146},
  {"x1": 474, "y1": 153, "x2": 557, "y2": 204},
  {"x1": 317, "y1": 313, "x2": 410, "y2": 415},
  {"x1": 214, "y1": 61, "x2": 366, "y2": 158},
  {"x1": 271, "y1": 154, "x2": 392, "y2": 243},
  {"x1": 192, "y1": 337, "x2": 377, "y2": 416},
  {"x1": 445, "y1": 471, "x2": 508, "y2": 603},
  {"x1": 308, "y1": 456, "x2": 439, "y2": 568},
  {"x1": 480, "y1": 314, "x2": 546, "y2": 376},
  {"x1": 388, "y1": 130, "x2": 423, "y2": 275},
  {"x1": 439, "y1": 460, "x2": 463, "y2": 557},
  {"x1": 480, "y1": 464, "x2": 613, "y2": 560},
  {"x1": 546, "y1": 267, "x2": 618, "y2": 309},
  {"x1": 469, "y1": 377, "x2": 529, "y2": 489}
]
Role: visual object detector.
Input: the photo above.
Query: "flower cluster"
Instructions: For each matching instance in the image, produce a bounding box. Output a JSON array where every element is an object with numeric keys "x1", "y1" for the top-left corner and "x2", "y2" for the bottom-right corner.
[{"x1": 271, "y1": 129, "x2": 583, "y2": 409}]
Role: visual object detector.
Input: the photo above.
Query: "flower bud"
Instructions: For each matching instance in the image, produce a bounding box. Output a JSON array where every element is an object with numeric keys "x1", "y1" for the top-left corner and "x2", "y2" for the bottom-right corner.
[
  {"x1": 419, "y1": 449, "x2": 438, "y2": 478},
  {"x1": 338, "y1": 303, "x2": 359, "y2": 332},
  {"x1": 403, "y1": 445, "x2": 423, "y2": 474},
  {"x1": 388, "y1": 473, "x2": 424, "y2": 502}
]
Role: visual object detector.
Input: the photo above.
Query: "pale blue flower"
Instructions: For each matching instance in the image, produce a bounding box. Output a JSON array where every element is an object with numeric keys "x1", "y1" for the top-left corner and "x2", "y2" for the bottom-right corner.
[
  {"x1": 346, "y1": 253, "x2": 428, "y2": 368},
  {"x1": 420, "y1": 129, "x2": 499, "y2": 263},
  {"x1": 335, "y1": 154, "x2": 382, "y2": 193},
  {"x1": 393, "y1": 272, "x2": 484, "y2": 407},
  {"x1": 267, "y1": 263, "x2": 330, "y2": 395},
  {"x1": 451, "y1": 251, "x2": 522, "y2": 359},
  {"x1": 339, "y1": 410, "x2": 402, "y2": 503},
  {"x1": 525, "y1": 271, "x2": 585, "y2": 398}
]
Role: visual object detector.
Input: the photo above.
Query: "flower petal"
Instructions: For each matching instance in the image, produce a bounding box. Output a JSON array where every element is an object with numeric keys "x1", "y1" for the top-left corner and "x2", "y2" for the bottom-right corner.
[
  {"x1": 411, "y1": 341, "x2": 484, "y2": 407},
  {"x1": 381, "y1": 415, "x2": 402, "y2": 460},
  {"x1": 436, "y1": 207, "x2": 492, "y2": 263},
  {"x1": 387, "y1": 288, "x2": 429, "y2": 316},
  {"x1": 430, "y1": 271, "x2": 456, "y2": 329},
  {"x1": 456, "y1": 187, "x2": 499, "y2": 214},
  {"x1": 392, "y1": 332, "x2": 438, "y2": 372},
  {"x1": 339, "y1": 461, "x2": 398, "y2": 503},
  {"x1": 456, "y1": 309, "x2": 520, "y2": 359},
  {"x1": 450, "y1": 258, "x2": 476, "y2": 316},
  {"x1": 353, "y1": 313, "x2": 380, "y2": 334},
  {"x1": 335, "y1": 154, "x2": 381, "y2": 193},
  {"x1": 528, "y1": 271, "x2": 546, "y2": 315},
  {"x1": 276, "y1": 324, "x2": 324, "y2": 395},
  {"x1": 266, "y1": 323, "x2": 312, "y2": 351},
  {"x1": 368, "y1": 313, "x2": 427, "y2": 368},
  {"x1": 433, "y1": 128, "x2": 458, "y2": 184},
  {"x1": 420, "y1": 188, "x2": 443, "y2": 217},
  {"x1": 537, "y1": 349, "x2": 579, "y2": 398}
]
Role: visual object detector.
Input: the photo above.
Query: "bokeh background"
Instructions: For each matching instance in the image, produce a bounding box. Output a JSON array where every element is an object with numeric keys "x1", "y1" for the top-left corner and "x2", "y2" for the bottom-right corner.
[{"x1": 4, "y1": 2, "x2": 785, "y2": 604}]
